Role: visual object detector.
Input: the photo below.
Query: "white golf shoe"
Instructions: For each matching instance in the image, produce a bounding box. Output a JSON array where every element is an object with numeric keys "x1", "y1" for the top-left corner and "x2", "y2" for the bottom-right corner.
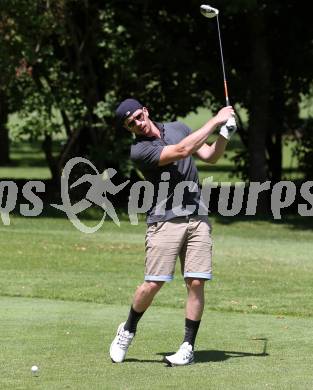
[
  {"x1": 165, "y1": 342, "x2": 194, "y2": 366},
  {"x1": 109, "y1": 322, "x2": 134, "y2": 363}
]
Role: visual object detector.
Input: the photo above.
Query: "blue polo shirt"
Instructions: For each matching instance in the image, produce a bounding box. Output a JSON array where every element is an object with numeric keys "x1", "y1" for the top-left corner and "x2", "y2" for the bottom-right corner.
[{"x1": 130, "y1": 122, "x2": 201, "y2": 223}]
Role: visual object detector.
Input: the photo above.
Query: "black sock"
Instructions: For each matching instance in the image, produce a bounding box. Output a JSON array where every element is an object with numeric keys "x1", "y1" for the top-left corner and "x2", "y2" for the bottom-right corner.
[
  {"x1": 183, "y1": 318, "x2": 201, "y2": 348},
  {"x1": 124, "y1": 306, "x2": 145, "y2": 334}
]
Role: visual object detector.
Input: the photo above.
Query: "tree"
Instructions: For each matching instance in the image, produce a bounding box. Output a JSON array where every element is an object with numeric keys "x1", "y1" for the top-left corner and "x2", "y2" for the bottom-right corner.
[
  {"x1": 1, "y1": 0, "x2": 312, "y2": 191},
  {"x1": 0, "y1": 90, "x2": 10, "y2": 165},
  {"x1": 1, "y1": 0, "x2": 218, "y2": 182},
  {"x1": 216, "y1": 0, "x2": 313, "y2": 182},
  {"x1": 0, "y1": 1, "x2": 25, "y2": 165}
]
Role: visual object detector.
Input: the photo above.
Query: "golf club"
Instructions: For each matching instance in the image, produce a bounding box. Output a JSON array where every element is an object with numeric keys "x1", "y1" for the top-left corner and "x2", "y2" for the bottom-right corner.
[{"x1": 200, "y1": 4, "x2": 230, "y2": 106}]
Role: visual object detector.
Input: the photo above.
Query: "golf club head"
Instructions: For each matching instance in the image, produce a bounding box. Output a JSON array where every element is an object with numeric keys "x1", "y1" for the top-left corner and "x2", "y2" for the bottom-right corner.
[{"x1": 200, "y1": 4, "x2": 219, "y2": 18}]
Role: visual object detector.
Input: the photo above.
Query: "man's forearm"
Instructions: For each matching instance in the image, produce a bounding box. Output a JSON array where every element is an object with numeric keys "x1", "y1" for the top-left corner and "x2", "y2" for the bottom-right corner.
[
  {"x1": 205, "y1": 135, "x2": 228, "y2": 163},
  {"x1": 177, "y1": 117, "x2": 219, "y2": 156},
  {"x1": 158, "y1": 106, "x2": 234, "y2": 166}
]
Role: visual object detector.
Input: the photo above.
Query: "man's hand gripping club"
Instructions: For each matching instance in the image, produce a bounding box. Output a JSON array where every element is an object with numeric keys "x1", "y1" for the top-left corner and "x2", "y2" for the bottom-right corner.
[{"x1": 219, "y1": 114, "x2": 237, "y2": 140}]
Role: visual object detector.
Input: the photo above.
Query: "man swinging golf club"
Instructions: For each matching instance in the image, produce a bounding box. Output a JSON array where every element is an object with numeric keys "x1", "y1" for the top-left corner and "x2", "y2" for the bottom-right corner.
[{"x1": 109, "y1": 5, "x2": 237, "y2": 366}]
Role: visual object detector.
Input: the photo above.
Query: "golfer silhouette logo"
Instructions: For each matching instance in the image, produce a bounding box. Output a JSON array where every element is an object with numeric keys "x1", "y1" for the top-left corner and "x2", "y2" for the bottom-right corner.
[{"x1": 51, "y1": 157, "x2": 129, "y2": 233}]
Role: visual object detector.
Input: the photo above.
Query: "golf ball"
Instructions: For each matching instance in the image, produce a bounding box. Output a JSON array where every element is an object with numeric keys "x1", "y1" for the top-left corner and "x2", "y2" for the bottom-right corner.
[{"x1": 31, "y1": 365, "x2": 39, "y2": 374}]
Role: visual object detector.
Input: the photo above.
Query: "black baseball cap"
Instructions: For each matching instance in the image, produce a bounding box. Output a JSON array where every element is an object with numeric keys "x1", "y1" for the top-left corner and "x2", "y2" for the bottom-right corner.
[{"x1": 115, "y1": 98, "x2": 143, "y2": 129}]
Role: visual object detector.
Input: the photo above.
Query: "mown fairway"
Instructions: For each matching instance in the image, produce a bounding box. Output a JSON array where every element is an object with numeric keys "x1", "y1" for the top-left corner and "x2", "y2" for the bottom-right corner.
[{"x1": 1, "y1": 215, "x2": 313, "y2": 389}]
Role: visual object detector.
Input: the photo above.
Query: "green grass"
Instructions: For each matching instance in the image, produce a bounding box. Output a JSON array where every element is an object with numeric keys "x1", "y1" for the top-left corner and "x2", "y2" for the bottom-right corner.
[
  {"x1": 2, "y1": 297, "x2": 313, "y2": 390},
  {"x1": 0, "y1": 142, "x2": 52, "y2": 179},
  {"x1": 0, "y1": 111, "x2": 309, "y2": 388},
  {"x1": 1, "y1": 215, "x2": 313, "y2": 389}
]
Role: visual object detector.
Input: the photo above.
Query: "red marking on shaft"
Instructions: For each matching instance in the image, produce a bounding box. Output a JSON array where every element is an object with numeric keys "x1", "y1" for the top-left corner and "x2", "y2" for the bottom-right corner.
[
  {"x1": 224, "y1": 80, "x2": 230, "y2": 105},
  {"x1": 224, "y1": 80, "x2": 229, "y2": 100}
]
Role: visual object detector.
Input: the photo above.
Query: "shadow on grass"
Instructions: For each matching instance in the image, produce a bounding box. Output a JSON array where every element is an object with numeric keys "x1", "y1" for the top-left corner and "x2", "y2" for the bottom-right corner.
[
  {"x1": 197, "y1": 165, "x2": 302, "y2": 175},
  {"x1": 157, "y1": 350, "x2": 269, "y2": 364},
  {"x1": 3, "y1": 160, "x2": 49, "y2": 168},
  {"x1": 212, "y1": 213, "x2": 313, "y2": 231},
  {"x1": 197, "y1": 165, "x2": 234, "y2": 173},
  {"x1": 7, "y1": 141, "x2": 63, "y2": 168},
  {"x1": 8, "y1": 206, "x2": 313, "y2": 231},
  {"x1": 125, "y1": 358, "x2": 164, "y2": 364},
  {"x1": 127, "y1": 338, "x2": 269, "y2": 364},
  {"x1": 126, "y1": 349, "x2": 268, "y2": 365},
  {"x1": 6, "y1": 177, "x2": 313, "y2": 230},
  {"x1": 194, "y1": 347, "x2": 269, "y2": 363},
  {"x1": 9, "y1": 204, "x2": 139, "y2": 223}
]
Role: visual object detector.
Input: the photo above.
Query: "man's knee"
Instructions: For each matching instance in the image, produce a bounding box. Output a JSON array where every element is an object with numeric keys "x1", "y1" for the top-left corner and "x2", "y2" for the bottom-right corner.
[
  {"x1": 185, "y1": 278, "x2": 205, "y2": 290},
  {"x1": 140, "y1": 280, "x2": 164, "y2": 295}
]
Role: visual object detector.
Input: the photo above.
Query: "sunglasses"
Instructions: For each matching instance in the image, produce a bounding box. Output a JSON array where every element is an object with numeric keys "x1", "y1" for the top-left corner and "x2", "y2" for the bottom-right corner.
[{"x1": 126, "y1": 110, "x2": 144, "y2": 129}]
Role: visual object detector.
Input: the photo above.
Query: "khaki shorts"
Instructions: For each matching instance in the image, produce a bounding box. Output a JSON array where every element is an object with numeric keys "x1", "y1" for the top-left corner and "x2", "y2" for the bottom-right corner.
[{"x1": 144, "y1": 216, "x2": 212, "y2": 282}]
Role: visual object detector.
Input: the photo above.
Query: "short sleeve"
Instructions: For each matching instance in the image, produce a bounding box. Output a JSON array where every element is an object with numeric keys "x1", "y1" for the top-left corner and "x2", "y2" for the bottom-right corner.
[
  {"x1": 179, "y1": 122, "x2": 192, "y2": 137},
  {"x1": 169, "y1": 121, "x2": 191, "y2": 137},
  {"x1": 130, "y1": 141, "x2": 164, "y2": 168}
]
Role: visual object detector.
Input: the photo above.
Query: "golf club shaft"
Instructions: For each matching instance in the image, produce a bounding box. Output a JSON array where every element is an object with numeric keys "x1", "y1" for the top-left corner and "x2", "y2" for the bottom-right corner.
[{"x1": 216, "y1": 15, "x2": 230, "y2": 106}]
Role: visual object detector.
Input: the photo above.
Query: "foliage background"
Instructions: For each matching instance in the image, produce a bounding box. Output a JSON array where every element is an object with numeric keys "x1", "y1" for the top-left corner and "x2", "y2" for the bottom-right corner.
[{"x1": 0, "y1": 0, "x2": 312, "y2": 188}]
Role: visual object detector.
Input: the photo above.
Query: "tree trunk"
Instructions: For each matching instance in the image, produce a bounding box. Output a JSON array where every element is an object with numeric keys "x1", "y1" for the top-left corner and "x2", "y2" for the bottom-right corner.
[
  {"x1": 247, "y1": 11, "x2": 271, "y2": 213},
  {"x1": 42, "y1": 134, "x2": 60, "y2": 185},
  {"x1": 0, "y1": 91, "x2": 10, "y2": 165},
  {"x1": 248, "y1": 12, "x2": 271, "y2": 182},
  {"x1": 267, "y1": 128, "x2": 282, "y2": 181},
  {"x1": 266, "y1": 87, "x2": 286, "y2": 182}
]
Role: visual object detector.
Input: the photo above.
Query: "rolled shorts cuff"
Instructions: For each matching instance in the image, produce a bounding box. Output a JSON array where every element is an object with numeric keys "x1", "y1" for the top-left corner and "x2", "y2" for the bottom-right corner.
[
  {"x1": 144, "y1": 274, "x2": 173, "y2": 282},
  {"x1": 184, "y1": 272, "x2": 212, "y2": 280}
]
